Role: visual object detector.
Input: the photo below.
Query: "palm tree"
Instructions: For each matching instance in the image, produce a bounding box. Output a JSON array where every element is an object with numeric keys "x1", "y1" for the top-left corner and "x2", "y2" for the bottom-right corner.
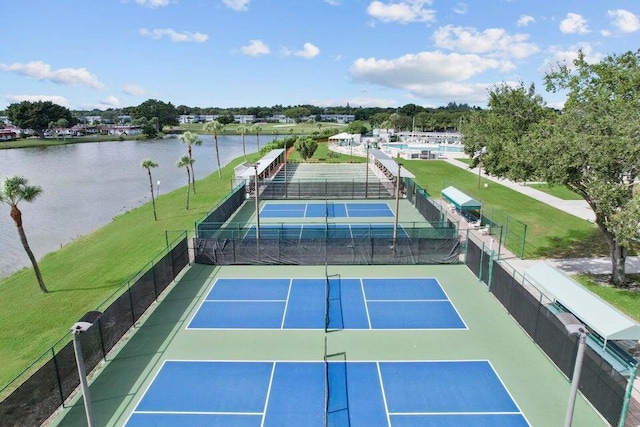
[
  {"x1": 141, "y1": 159, "x2": 159, "y2": 221},
  {"x1": 203, "y1": 121, "x2": 225, "y2": 178},
  {"x1": 237, "y1": 125, "x2": 248, "y2": 160},
  {"x1": 0, "y1": 176, "x2": 47, "y2": 293},
  {"x1": 252, "y1": 125, "x2": 263, "y2": 152},
  {"x1": 178, "y1": 131, "x2": 202, "y2": 193},
  {"x1": 176, "y1": 155, "x2": 193, "y2": 209}
]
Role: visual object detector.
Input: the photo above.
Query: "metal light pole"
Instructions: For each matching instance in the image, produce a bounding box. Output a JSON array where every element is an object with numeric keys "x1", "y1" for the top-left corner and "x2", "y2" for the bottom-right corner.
[
  {"x1": 365, "y1": 142, "x2": 370, "y2": 198},
  {"x1": 156, "y1": 180, "x2": 160, "y2": 196},
  {"x1": 392, "y1": 159, "x2": 402, "y2": 246},
  {"x1": 283, "y1": 141, "x2": 288, "y2": 198},
  {"x1": 70, "y1": 311, "x2": 103, "y2": 427},
  {"x1": 254, "y1": 164, "x2": 260, "y2": 240},
  {"x1": 555, "y1": 312, "x2": 590, "y2": 427}
]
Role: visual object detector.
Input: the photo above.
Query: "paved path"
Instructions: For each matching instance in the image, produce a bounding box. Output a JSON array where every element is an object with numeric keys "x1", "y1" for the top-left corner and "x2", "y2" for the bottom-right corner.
[
  {"x1": 442, "y1": 158, "x2": 640, "y2": 274},
  {"x1": 445, "y1": 158, "x2": 596, "y2": 222}
]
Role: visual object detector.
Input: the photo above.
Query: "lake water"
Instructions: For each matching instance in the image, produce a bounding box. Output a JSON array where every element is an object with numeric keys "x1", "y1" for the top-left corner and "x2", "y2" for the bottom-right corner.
[{"x1": 0, "y1": 135, "x2": 271, "y2": 279}]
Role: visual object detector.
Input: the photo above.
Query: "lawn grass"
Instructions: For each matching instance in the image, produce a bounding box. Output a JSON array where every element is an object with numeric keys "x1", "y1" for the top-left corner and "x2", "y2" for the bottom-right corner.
[
  {"x1": 528, "y1": 183, "x2": 583, "y2": 200},
  {"x1": 0, "y1": 150, "x2": 631, "y2": 392},
  {"x1": 575, "y1": 274, "x2": 640, "y2": 321},
  {"x1": 0, "y1": 153, "x2": 261, "y2": 388},
  {"x1": 0, "y1": 134, "x2": 146, "y2": 149},
  {"x1": 401, "y1": 160, "x2": 604, "y2": 259}
]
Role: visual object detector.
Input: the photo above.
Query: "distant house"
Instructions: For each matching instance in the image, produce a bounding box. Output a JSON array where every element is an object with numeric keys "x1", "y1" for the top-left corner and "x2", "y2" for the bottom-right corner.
[{"x1": 0, "y1": 129, "x2": 18, "y2": 141}]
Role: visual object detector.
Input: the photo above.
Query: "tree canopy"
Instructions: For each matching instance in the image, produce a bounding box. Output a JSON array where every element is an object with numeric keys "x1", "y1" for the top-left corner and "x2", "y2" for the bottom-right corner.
[
  {"x1": 294, "y1": 136, "x2": 318, "y2": 160},
  {"x1": 132, "y1": 99, "x2": 178, "y2": 131},
  {"x1": 462, "y1": 50, "x2": 640, "y2": 286},
  {"x1": 6, "y1": 101, "x2": 75, "y2": 137},
  {"x1": 284, "y1": 106, "x2": 311, "y2": 123}
]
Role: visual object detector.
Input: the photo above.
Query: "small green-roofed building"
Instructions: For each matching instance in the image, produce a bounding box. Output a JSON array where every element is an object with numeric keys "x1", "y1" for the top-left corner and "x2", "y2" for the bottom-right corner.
[{"x1": 441, "y1": 186, "x2": 482, "y2": 220}]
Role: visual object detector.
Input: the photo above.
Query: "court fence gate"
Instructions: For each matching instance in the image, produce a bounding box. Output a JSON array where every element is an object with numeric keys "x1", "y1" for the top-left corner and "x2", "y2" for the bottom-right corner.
[
  {"x1": 464, "y1": 235, "x2": 638, "y2": 427},
  {"x1": 0, "y1": 234, "x2": 189, "y2": 427}
]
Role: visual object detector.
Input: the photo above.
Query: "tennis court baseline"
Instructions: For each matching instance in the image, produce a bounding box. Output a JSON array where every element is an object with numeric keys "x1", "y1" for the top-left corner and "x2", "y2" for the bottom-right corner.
[
  {"x1": 125, "y1": 360, "x2": 529, "y2": 427},
  {"x1": 259, "y1": 202, "x2": 394, "y2": 218},
  {"x1": 187, "y1": 278, "x2": 466, "y2": 330},
  {"x1": 242, "y1": 224, "x2": 409, "y2": 239}
]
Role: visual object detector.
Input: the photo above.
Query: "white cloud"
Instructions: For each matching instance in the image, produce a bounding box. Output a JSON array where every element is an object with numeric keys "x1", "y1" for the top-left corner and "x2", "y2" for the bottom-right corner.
[
  {"x1": 607, "y1": 9, "x2": 640, "y2": 33},
  {"x1": 295, "y1": 43, "x2": 320, "y2": 59},
  {"x1": 5, "y1": 94, "x2": 70, "y2": 107},
  {"x1": 100, "y1": 95, "x2": 120, "y2": 106},
  {"x1": 453, "y1": 3, "x2": 467, "y2": 15},
  {"x1": 517, "y1": 15, "x2": 535, "y2": 27},
  {"x1": 222, "y1": 0, "x2": 250, "y2": 11},
  {"x1": 309, "y1": 97, "x2": 399, "y2": 108},
  {"x1": 601, "y1": 29, "x2": 612, "y2": 37},
  {"x1": 560, "y1": 13, "x2": 589, "y2": 34},
  {"x1": 324, "y1": 0, "x2": 341, "y2": 5},
  {"x1": 350, "y1": 51, "x2": 509, "y2": 103},
  {"x1": 284, "y1": 43, "x2": 320, "y2": 59},
  {"x1": 367, "y1": 0, "x2": 436, "y2": 24},
  {"x1": 0, "y1": 61, "x2": 104, "y2": 89},
  {"x1": 433, "y1": 25, "x2": 539, "y2": 59},
  {"x1": 133, "y1": 0, "x2": 170, "y2": 7},
  {"x1": 139, "y1": 28, "x2": 208, "y2": 43},
  {"x1": 538, "y1": 43, "x2": 603, "y2": 74},
  {"x1": 240, "y1": 40, "x2": 271, "y2": 56},
  {"x1": 123, "y1": 84, "x2": 149, "y2": 97}
]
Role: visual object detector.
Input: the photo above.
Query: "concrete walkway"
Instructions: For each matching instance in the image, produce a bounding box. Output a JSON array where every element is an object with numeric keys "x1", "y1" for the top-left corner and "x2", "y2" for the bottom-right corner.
[{"x1": 443, "y1": 157, "x2": 640, "y2": 274}]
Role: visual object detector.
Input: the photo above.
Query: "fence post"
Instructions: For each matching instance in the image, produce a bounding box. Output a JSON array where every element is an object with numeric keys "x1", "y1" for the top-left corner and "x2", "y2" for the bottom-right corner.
[
  {"x1": 619, "y1": 364, "x2": 638, "y2": 427},
  {"x1": 51, "y1": 346, "x2": 66, "y2": 407},
  {"x1": 520, "y1": 223, "x2": 528, "y2": 259},
  {"x1": 487, "y1": 250, "x2": 494, "y2": 291},
  {"x1": 478, "y1": 241, "x2": 485, "y2": 282}
]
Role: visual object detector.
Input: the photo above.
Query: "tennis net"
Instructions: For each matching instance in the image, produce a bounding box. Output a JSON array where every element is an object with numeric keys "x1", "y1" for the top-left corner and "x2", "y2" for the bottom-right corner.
[{"x1": 324, "y1": 345, "x2": 351, "y2": 426}]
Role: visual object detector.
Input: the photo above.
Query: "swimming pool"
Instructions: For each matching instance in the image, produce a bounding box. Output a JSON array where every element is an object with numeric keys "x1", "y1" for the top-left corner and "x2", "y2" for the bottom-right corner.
[{"x1": 382, "y1": 143, "x2": 465, "y2": 153}]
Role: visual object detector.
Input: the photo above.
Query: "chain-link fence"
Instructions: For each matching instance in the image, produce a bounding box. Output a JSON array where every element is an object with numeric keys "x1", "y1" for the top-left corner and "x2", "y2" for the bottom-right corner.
[
  {"x1": 464, "y1": 236, "x2": 637, "y2": 427},
  {"x1": 0, "y1": 234, "x2": 189, "y2": 427}
]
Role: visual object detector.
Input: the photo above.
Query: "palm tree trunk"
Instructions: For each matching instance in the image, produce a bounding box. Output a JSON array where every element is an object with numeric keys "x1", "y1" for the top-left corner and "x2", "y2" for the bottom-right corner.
[
  {"x1": 241, "y1": 134, "x2": 246, "y2": 160},
  {"x1": 214, "y1": 134, "x2": 221, "y2": 178},
  {"x1": 147, "y1": 169, "x2": 157, "y2": 221},
  {"x1": 10, "y1": 205, "x2": 47, "y2": 293},
  {"x1": 188, "y1": 145, "x2": 196, "y2": 194},
  {"x1": 186, "y1": 168, "x2": 191, "y2": 210}
]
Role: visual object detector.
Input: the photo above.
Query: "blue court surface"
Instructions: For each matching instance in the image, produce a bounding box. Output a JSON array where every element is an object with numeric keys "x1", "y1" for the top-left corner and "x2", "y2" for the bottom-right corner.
[
  {"x1": 243, "y1": 223, "x2": 408, "y2": 239},
  {"x1": 187, "y1": 278, "x2": 466, "y2": 330},
  {"x1": 260, "y1": 202, "x2": 394, "y2": 218},
  {"x1": 125, "y1": 360, "x2": 529, "y2": 427}
]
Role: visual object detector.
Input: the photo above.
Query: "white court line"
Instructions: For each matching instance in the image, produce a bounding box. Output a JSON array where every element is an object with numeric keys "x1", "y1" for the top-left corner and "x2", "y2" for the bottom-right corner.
[
  {"x1": 389, "y1": 411, "x2": 523, "y2": 416},
  {"x1": 203, "y1": 299, "x2": 287, "y2": 303},
  {"x1": 281, "y1": 279, "x2": 293, "y2": 329},
  {"x1": 359, "y1": 279, "x2": 372, "y2": 329},
  {"x1": 365, "y1": 299, "x2": 448, "y2": 302},
  {"x1": 133, "y1": 410, "x2": 263, "y2": 415},
  {"x1": 376, "y1": 362, "x2": 392, "y2": 427},
  {"x1": 260, "y1": 362, "x2": 276, "y2": 427}
]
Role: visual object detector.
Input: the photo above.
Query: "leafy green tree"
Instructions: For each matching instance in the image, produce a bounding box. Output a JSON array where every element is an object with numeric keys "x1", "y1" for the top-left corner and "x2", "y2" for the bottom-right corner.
[
  {"x1": 176, "y1": 155, "x2": 193, "y2": 209},
  {"x1": 284, "y1": 106, "x2": 311, "y2": 123},
  {"x1": 252, "y1": 125, "x2": 263, "y2": 151},
  {"x1": 179, "y1": 131, "x2": 202, "y2": 191},
  {"x1": 237, "y1": 125, "x2": 249, "y2": 160},
  {"x1": 132, "y1": 99, "x2": 178, "y2": 131},
  {"x1": 370, "y1": 112, "x2": 390, "y2": 128},
  {"x1": 398, "y1": 103, "x2": 424, "y2": 117},
  {"x1": 6, "y1": 101, "x2": 75, "y2": 138},
  {"x1": 203, "y1": 121, "x2": 225, "y2": 178},
  {"x1": 0, "y1": 176, "x2": 47, "y2": 292},
  {"x1": 541, "y1": 50, "x2": 640, "y2": 286},
  {"x1": 462, "y1": 82, "x2": 549, "y2": 182},
  {"x1": 294, "y1": 136, "x2": 318, "y2": 160},
  {"x1": 346, "y1": 120, "x2": 369, "y2": 135},
  {"x1": 217, "y1": 112, "x2": 236, "y2": 125},
  {"x1": 141, "y1": 159, "x2": 159, "y2": 221}
]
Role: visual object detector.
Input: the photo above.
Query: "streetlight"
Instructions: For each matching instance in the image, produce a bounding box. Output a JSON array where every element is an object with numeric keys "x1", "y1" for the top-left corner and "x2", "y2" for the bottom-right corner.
[
  {"x1": 555, "y1": 312, "x2": 589, "y2": 427},
  {"x1": 283, "y1": 141, "x2": 287, "y2": 198},
  {"x1": 392, "y1": 158, "x2": 402, "y2": 247},
  {"x1": 70, "y1": 310, "x2": 103, "y2": 427},
  {"x1": 365, "y1": 142, "x2": 370, "y2": 198},
  {"x1": 253, "y1": 164, "x2": 260, "y2": 240},
  {"x1": 156, "y1": 180, "x2": 160, "y2": 196}
]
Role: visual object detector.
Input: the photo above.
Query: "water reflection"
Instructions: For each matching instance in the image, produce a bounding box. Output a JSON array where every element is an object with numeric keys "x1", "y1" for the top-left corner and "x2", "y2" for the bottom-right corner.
[{"x1": 0, "y1": 135, "x2": 270, "y2": 278}]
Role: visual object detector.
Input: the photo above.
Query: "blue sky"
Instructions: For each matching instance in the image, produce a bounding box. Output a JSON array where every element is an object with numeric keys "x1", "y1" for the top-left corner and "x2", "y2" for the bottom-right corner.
[{"x1": 1, "y1": 0, "x2": 639, "y2": 111}]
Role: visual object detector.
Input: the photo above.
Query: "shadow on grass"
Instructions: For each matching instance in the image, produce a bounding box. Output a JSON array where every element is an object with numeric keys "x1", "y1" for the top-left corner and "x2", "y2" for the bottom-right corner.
[
  {"x1": 55, "y1": 265, "x2": 214, "y2": 427},
  {"x1": 531, "y1": 227, "x2": 610, "y2": 259}
]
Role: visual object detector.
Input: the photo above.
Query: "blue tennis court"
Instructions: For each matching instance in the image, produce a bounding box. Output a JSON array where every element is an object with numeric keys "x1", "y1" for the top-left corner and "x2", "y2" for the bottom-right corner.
[
  {"x1": 260, "y1": 202, "x2": 394, "y2": 218},
  {"x1": 187, "y1": 278, "x2": 466, "y2": 330},
  {"x1": 125, "y1": 360, "x2": 529, "y2": 427},
  {"x1": 242, "y1": 224, "x2": 408, "y2": 239}
]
